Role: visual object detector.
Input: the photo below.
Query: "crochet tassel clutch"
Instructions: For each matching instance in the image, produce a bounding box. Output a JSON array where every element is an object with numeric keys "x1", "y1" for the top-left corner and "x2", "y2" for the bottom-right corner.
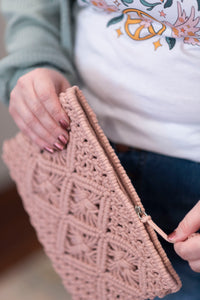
[{"x1": 2, "y1": 86, "x2": 181, "y2": 300}]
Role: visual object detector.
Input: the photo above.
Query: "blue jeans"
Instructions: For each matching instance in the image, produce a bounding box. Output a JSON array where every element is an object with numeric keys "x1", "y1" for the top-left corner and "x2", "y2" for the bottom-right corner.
[{"x1": 109, "y1": 141, "x2": 200, "y2": 300}]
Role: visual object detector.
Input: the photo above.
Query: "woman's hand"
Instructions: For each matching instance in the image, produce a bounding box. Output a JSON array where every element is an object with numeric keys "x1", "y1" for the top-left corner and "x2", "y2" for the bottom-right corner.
[
  {"x1": 168, "y1": 200, "x2": 200, "y2": 272},
  {"x1": 9, "y1": 68, "x2": 71, "y2": 153}
]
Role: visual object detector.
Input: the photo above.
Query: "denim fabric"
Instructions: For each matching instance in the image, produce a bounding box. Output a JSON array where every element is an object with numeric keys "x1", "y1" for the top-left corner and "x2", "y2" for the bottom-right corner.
[{"x1": 109, "y1": 141, "x2": 200, "y2": 300}]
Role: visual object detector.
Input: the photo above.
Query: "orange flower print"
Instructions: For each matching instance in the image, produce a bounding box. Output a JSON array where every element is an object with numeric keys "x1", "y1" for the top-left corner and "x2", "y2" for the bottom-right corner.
[{"x1": 90, "y1": 0, "x2": 118, "y2": 12}]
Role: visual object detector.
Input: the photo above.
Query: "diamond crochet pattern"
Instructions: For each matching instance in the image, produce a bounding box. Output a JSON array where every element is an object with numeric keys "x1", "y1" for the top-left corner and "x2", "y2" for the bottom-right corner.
[{"x1": 2, "y1": 86, "x2": 181, "y2": 300}]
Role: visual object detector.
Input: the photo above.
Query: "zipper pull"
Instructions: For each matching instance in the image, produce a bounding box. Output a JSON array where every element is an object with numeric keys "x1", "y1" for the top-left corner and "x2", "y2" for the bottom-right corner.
[
  {"x1": 135, "y1": 205, "x2": 148, "y2": 220},
  {"x1": 135, "y1": 206, "x2": 172, "y2": 243}
]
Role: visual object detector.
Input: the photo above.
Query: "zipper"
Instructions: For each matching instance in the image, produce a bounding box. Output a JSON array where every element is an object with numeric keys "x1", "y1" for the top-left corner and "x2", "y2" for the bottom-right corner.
[
  {"x1": 73, "y1": 88, "x2": 172, "y2": 244},
  {"x1": 135, "y1": 206, "x2": 172, "y2": 243}
]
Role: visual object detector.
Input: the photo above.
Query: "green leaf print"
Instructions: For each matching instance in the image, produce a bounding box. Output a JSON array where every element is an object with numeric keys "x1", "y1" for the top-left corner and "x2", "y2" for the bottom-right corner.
[
  {"x1": 164, "y1": 0, "x2": 173, "y2": 9},
  {"x1": 197, "y1": 0, "x2": 200, "y2": 10},
  {"x1": 165, "y1": 37, "x2": 176, "y2": 49},
  {"x1": 121, "y1": 0, "x2": 134, "y2": 7},
  {"x1": 139, "y1": 0, "x2": 161, "y2": 11},
  {"x1": 107, "y1": 14, "x2": 124, "y2": 27}
]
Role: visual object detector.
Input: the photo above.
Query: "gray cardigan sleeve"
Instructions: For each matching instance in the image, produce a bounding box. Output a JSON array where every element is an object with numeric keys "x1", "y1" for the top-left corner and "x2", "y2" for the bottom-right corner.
[{"x1": 0, "y1": 0, "x2": 77, "y2": 105}]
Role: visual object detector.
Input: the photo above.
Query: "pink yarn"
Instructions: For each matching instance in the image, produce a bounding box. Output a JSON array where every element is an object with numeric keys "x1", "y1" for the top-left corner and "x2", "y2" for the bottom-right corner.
[{"x1": 2, "y1": 86, "x2": 181, "y2": 300}]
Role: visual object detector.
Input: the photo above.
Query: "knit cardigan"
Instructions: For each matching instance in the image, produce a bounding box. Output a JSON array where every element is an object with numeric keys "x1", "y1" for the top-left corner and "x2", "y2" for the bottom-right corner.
[{"x1": 0, "y1": 0, "x2": 78, "y2": 105}]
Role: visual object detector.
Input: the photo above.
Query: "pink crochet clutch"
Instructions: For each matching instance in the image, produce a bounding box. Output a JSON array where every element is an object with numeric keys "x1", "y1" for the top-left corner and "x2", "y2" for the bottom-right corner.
[{"x1": 2, "y1": 86, "x2": 181, "y2": 299}]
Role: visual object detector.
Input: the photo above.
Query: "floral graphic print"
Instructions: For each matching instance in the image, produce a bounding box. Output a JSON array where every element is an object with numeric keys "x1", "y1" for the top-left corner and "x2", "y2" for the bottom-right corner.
[
  {"x1": 120, "y1": 9, "x2": 166, "y2": 40},
  {"x1": 79, "y1": 0, "x2": 200, "y2": 50},
  {"x1": 166, "y1": 2, "x2": 200, "y2": 46},
  {"x1": 81, "y1": 0, "x2": 119, "y2": 12},
  {"x1": 91, "y1": 0, "x2": 118, "y2": 12},
  {"x1": 107, "y1": 1, "x2": 200, "y2": 50}
]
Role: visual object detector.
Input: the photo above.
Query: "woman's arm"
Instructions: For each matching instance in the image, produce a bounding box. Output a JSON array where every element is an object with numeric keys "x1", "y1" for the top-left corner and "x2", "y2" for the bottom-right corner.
[
  {"x1": 0, "y1": 0, "x2": 77, "y2": 152},
  {"x1": 0, "y1": 0, "x2": 77, "y2": 105}
]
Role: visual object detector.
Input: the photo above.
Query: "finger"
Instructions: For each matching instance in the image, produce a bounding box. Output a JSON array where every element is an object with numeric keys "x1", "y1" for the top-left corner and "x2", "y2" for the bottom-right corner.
[
  {"x1": 174, "y1": 234, "x2": 200, "y2": 261},
  {"x1": 20, "y1": 80, "x2": 70, "y2": 142},
  {"x1": 32, "y1": 74, "x2": 70, "y2": 127},
  {"x1": 12, "y1": 93, "x2": 67, "y2": 151},
  {"x1": 189, "y1": 260, "x2": 200, "y2": 273},
  {"x1": 168, "y1": 200, "x2": 200, "y2": 242},
  {"x1": 10, "y1": 84, "x2": 69, "y2": 151},
  {"x1": 11, "y1": 109, "x2": 56, "y2": 153}
]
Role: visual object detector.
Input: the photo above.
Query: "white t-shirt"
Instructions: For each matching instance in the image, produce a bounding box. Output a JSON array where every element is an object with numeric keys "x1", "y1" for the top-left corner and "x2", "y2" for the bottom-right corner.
[{"x1": 74, "y1": 0, "x2": 200, "y2": 162}]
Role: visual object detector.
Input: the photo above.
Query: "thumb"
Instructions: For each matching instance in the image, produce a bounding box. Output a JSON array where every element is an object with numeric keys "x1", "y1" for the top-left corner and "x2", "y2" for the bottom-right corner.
[{"x1": 168, "y1": 200, "x2": 200, "y2": 243}]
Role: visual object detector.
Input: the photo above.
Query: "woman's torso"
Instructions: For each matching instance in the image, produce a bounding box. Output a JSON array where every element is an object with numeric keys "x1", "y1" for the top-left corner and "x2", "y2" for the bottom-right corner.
[{"x1": 74, "y1": 0, "x2": 200, "y2": 162}]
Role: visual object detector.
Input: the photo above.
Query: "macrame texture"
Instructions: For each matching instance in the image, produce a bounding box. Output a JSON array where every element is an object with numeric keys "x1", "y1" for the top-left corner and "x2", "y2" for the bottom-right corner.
[{"x1": 2, "y1": 86, "x2": 181, "y2": 300}]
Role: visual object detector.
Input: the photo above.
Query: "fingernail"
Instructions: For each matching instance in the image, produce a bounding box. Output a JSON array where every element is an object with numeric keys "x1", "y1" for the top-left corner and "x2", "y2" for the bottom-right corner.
[
  {"x1": 53, "y1": 142, "x2": 65, "y2": 151},
  {"x1": 58, "y1": 134, "x2": 68, "y2": 145},
  {"x1": 44, "y1": 146, "x2": 54, "y2": 154},
  {"x1": 59, "y1": 119, "x2": 70, "y2": 131},
  {"x1": 168, "y1": 230, "x2": 177, "y2": 242}
]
